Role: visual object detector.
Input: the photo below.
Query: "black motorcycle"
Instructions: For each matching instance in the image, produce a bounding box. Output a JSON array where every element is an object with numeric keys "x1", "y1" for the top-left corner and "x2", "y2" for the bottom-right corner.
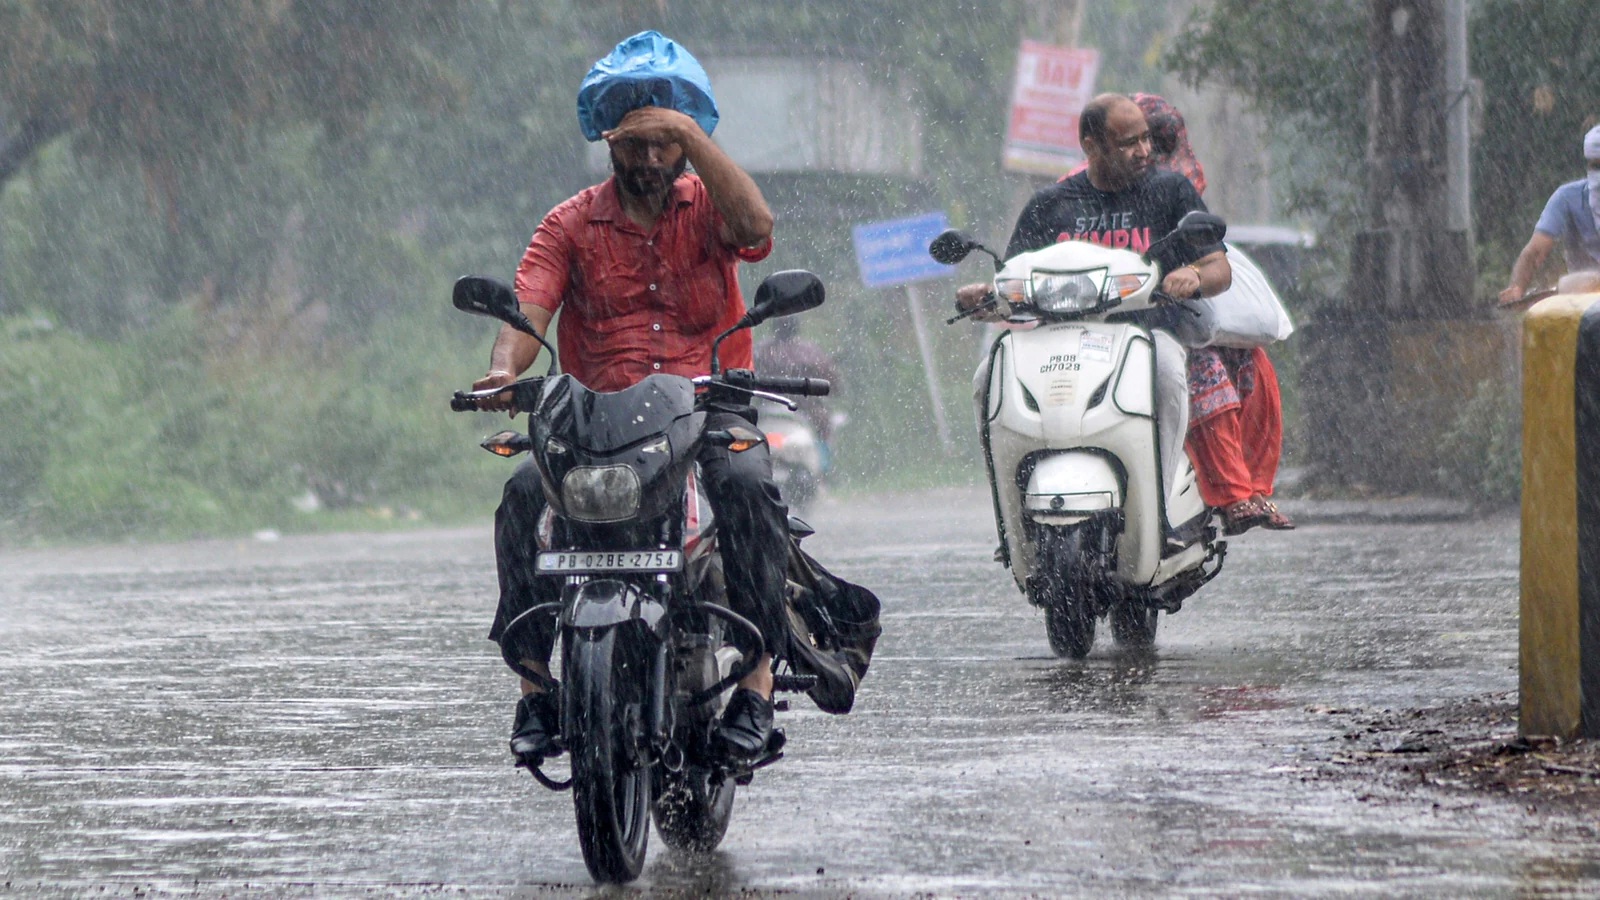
[{"x1": 449, "y1": 271, "x2": 843, "y2": 883}]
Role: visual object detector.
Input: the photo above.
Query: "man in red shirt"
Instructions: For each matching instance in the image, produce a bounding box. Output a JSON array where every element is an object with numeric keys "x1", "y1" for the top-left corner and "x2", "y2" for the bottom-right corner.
[{"x1": 470, "y1": 96, "x2": 800, "y2": 765}]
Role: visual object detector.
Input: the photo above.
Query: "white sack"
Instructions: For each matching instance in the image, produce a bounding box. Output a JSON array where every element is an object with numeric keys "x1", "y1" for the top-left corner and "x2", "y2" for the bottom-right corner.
[{"x1": 1171, "y1": 244, "x2": 1294, "y2": 349}]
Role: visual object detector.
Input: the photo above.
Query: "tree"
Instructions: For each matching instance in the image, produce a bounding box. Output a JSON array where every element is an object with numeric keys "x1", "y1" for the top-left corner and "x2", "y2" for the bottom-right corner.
[
  {"x1": 0, "y1": 1, "x2": 464, "y2": 216},
  {"x1": 1165, "y1": 0, "x2": 1367, "y2": 238},
  {"x1": 1469, "y1": 0, "x2": 1600, "y2": 277},
  {"x1": 1165, "y1": 0, "x2": 1600, "y2": 286}
]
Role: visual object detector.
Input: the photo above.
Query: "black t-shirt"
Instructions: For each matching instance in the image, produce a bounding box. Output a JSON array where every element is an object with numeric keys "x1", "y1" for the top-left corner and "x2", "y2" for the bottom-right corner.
[{"x1": 1004, "y1": 169, "x2": 1221, "y2": 270}]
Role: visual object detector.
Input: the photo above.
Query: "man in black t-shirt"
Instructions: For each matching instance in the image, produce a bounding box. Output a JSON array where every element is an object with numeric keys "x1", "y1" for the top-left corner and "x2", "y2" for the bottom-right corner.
[
  {"x1": 958, "y1": 93, "x2": 1233, "y2": 507},
  {"x1": 1004, "y1": 159, "x2": 1221, "y2": 265}
]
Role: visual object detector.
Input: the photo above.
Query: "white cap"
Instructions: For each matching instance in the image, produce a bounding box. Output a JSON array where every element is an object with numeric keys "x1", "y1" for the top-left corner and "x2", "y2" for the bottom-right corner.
[{"x1": 1586, "y1": 124, "x2": 1600, "y2": 160}]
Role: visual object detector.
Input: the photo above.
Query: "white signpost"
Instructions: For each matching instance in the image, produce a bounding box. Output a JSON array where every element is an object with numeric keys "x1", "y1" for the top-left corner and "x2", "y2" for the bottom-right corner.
[
  {"x1": 1002, "y1": 41, "x2": 1101, "y2": 176},
  {"x1": 851, "y1": 212, "x2": 960, "y2": 454}
]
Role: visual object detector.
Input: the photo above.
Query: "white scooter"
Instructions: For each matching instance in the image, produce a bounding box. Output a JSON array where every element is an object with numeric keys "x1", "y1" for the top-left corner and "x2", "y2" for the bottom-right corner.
[{"x1": 930, "y1": 212, "x2": 1229, "y2": 658}]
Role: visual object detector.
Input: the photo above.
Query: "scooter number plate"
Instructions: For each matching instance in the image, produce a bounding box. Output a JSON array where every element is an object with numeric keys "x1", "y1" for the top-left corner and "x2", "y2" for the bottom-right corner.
[{"x1": 535, "y1": 550, "x2": 682, "y2": 573}]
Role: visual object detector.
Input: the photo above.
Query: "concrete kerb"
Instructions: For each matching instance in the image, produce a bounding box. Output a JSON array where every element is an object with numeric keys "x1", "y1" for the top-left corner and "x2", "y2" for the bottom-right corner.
[{"x1": 1269, "y1": 496, "x2": 1477, "y2": 526}]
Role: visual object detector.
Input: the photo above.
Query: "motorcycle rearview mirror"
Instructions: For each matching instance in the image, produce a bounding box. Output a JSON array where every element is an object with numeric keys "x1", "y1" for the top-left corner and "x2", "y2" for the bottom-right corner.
[
  {"x1": 928, "y1": 229, "x2": 979, "y2": 264},
  {"x1": 929, "y1": 229, "x2": 1004, "y2": 270},
  {"x1": 452, "y1": 275, "x2": 520, "y2": 322},
  {"x1": 451, "y1": 275, "x2": 560, "y2": 372},
  {"x1": 711, "y1": 270, "x2": 824, "y2": 375},
  {"x1": 746, "y1": 270, "x2": 825, "y2": 327},
  {"x1": 1141, "y1": 211, "x2": 1229, "y2": 265}
]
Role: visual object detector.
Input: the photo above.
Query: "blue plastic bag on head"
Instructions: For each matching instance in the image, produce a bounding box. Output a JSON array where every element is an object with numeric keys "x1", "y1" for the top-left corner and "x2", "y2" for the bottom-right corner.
[{"x1": 577, "y1": 31, "x2": 718, "y2": 142}]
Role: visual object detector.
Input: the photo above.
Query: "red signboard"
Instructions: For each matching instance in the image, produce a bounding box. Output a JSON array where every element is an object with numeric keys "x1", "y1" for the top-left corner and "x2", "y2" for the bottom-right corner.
[{"x1": 1003, "y1": 41, "x2": 1101, "y2": 176}]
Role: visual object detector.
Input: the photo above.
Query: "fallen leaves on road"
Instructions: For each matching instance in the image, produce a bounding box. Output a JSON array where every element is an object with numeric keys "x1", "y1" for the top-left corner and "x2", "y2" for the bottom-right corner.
[{"x1": 1307, "y1": 692, "x2": 1600, "y2": 810}]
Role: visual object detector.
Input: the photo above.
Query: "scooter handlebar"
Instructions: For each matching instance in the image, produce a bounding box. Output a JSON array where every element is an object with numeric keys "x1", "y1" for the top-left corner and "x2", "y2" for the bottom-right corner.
[{"x1": 1150, "y1": 290, "x2": 1204, "y2": 317}]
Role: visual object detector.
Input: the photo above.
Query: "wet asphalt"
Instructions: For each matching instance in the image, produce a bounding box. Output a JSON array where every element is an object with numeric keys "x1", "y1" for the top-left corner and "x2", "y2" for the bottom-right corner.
[{"x1": 0, "y1": 487, "x2": 1587, "y2": 897}]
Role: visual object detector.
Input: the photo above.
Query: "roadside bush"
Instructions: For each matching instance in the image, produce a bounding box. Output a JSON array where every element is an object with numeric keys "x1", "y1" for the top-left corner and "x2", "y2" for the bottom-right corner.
[
  {"x1": 1435, "y1": 377, "x2": 1521, "y2": 508},
  {"x1": 0, "y1": 317, "x2": 109, "y2": 527},
  {"x1": 0, "y1": 303, "x2": 502, "y2": 543}
]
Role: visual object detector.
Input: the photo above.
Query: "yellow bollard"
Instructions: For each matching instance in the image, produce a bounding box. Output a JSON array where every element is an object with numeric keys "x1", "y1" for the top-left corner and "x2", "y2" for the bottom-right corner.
[{"x1": 1520, "y1": 293, "x2": 1600, "y2": 738}]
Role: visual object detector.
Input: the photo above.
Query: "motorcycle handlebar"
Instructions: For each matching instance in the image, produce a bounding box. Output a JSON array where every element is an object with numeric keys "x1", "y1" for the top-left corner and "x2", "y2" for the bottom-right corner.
[
  {"x1": 718, "y1": 370, "x2": 831, "y2": 397},
  {"x1": 448, "y1": 377, "x2": 546, "y2": 412},
  {"x1": 748, "y1": 375, "x2": 831, "y2": 397}
]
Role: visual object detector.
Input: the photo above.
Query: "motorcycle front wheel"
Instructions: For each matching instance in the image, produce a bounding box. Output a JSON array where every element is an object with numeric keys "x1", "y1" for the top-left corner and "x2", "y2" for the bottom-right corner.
[{"x1": 565, "y1": 628, "x2": 652, "y2": 883}]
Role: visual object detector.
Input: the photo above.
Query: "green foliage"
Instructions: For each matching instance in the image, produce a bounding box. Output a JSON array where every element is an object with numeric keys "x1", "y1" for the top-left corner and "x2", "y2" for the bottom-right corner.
[
  {"x1": 1435, "y1": 377, "x2": 1521, "y2": 508},
  {"x1": 0, "y1": 305, "x2": 503, "y2": 542},
  {"x1": 1166, "y1": 1, "x2": 1367, "y2": 243},
  {"x1": 0, "y1": 0, "x2": 465, "y2": 170}
]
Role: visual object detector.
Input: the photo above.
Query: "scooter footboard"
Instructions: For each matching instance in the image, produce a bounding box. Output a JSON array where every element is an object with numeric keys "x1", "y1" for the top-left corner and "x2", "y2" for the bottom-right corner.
[{"x1": 1023, "y1": 452, "x2": 1122, "y2": 522}]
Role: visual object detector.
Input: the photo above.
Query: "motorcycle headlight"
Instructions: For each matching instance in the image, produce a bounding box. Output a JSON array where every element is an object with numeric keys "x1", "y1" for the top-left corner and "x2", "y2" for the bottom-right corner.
[
  {"x1": 560, "y1": 465, "x2": 642, "y2": 523},
  {"x1": 1030, "y1": 268, "x2": 1108, "y2": 313}
]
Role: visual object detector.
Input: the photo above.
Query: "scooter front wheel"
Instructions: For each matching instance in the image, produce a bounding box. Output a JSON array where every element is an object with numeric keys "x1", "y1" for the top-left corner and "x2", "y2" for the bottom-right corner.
[
  {"x1": 1043, "y1": 588, "x2": 1095, "y2": 659},
  {"x1": 1032, "y1": 529, "x2": 1098, "y2": 659}
]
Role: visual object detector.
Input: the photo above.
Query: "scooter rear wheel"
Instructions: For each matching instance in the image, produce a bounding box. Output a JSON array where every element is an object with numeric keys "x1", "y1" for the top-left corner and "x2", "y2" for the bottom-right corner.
[{"x1": 1109, "y1": 602, "x2": 1159, "y2": 649}]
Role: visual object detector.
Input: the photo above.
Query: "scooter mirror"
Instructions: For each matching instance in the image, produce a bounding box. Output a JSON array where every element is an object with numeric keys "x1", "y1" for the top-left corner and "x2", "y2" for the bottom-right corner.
[
  {"x1": 452, "y1": 276, "x2": 521, "y2": 323},
  {"x1": 1175, "y1": 211, "x2": 1227, "y2": 247},
  {"x1": 748, "y1": 270, "x2": 825, "y2": 326},
  {"x1": 929, "y1": 229, "x2": 981, "y2": 265}
]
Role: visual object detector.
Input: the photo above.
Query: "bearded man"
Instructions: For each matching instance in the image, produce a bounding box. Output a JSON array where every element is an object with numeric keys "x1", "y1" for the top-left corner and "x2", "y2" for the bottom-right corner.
[{"x1": 472, "y1": 40, "x2": 806, "y2": 767}]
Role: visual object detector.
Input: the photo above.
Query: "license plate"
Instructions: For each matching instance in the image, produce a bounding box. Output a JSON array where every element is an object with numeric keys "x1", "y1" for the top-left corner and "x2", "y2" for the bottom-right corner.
[{"x1": 535, "y1": 550, "x2": 683, "y2": 573}]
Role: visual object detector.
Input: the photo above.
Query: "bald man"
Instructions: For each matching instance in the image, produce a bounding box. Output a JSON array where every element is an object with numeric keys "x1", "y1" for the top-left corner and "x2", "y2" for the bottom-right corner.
[{"x1": 958, "y1": 93, "x2": 1232, "y2": 522}]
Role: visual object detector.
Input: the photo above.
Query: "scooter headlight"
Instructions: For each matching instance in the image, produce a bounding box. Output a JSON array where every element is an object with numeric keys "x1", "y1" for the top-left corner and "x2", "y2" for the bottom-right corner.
[
  {"x1": 560, "y1": 465, "x2": 641, "y2": 523},
  {"x1": 1030, "y1": 268, "x2": 1108, "y2": 313}
]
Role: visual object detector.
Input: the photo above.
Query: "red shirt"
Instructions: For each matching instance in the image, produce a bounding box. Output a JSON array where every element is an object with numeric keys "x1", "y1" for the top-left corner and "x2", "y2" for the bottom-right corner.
[{"x1": 514, "y1": 174, "x2": 772, "y2": 391}]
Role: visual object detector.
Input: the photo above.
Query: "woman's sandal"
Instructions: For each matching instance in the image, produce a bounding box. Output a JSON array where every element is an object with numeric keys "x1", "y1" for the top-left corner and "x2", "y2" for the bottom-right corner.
[
  {"x1": 1254, "y1": 494, "x2": 1296, "y2": 530},
  {"x1": 1220, "y1": 497, "x2": 1271, "y2": 536}
]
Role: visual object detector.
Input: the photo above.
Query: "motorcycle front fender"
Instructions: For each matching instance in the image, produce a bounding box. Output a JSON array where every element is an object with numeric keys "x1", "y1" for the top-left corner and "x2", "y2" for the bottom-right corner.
[{"x1": 561, "y1": 579, "x2": 668, "y2": 635}]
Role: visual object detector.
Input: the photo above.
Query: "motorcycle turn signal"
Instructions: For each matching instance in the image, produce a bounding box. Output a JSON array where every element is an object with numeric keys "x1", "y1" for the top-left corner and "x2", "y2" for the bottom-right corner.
[
  {"x1": 705, "y1": 426, "x2": 767, "y2": 452},
  {"x1": 479, "y1": 430, "x2": 533, "y2": 457}
]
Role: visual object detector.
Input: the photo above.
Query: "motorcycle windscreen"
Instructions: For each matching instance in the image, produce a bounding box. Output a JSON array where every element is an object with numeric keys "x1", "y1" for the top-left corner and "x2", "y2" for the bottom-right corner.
[{"x1": 535, "y1": 373, "x2": 698, "y2": 453}]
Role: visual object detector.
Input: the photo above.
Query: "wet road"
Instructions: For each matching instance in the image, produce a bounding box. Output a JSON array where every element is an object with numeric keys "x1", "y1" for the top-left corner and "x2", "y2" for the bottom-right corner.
[{"x1": 0, "y1": 488, "x2": 1585, "y2": 896}]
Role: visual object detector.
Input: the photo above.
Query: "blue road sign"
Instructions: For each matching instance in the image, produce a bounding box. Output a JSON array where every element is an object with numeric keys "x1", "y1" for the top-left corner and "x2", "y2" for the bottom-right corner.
[{"x1": 851, "y1": 212, "x2": 957, "y2": 289}]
